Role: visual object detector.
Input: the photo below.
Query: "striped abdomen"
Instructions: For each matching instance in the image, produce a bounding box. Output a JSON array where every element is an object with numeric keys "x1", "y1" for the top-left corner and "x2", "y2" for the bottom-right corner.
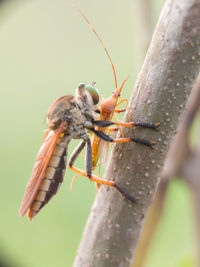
[{"x1": 28, "y1": 137, "x2": 70, "y2": 219}]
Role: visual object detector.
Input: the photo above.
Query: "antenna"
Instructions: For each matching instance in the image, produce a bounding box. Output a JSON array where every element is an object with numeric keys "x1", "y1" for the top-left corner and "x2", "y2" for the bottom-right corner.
[{"x1": 72, "y1": 5, "x2": 118, "y2": 89}]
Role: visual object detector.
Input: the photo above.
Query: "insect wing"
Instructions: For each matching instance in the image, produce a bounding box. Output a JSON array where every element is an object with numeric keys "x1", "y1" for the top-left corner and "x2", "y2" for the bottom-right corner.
[
  {"x1": 19, "y1": 129, "x2": 62, "y2": 217},
  {"x1": 99, "y1": 139, "x2": 109, "y2": 165}
]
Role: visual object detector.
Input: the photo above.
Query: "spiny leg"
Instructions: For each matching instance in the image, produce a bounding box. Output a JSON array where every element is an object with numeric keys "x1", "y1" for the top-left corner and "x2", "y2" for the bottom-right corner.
[{"x1": 68, "y1": 137, "x2": 136, "y2": 203}]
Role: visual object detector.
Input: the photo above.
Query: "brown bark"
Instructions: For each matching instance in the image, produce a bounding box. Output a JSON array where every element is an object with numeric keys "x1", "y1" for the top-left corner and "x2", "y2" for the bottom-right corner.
[
  {"x1": 132, "y1": 80, "x2": 200, "y2": 267},
  {"x1": 73, "y1": 1, "x2": 200, "y2": 266}
]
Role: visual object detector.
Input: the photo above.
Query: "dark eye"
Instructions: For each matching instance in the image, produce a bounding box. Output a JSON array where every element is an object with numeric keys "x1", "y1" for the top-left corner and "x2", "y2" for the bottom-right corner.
[{"x1": 118, "y1": 94, "x2": 121, "y2": 97}]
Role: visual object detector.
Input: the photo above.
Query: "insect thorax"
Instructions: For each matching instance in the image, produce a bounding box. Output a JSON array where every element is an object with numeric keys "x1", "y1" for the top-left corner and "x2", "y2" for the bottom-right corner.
[
  {"x1": 47, "y1": 90, "x2": 95, "y2": 139},
  {"x1": 76, "y1": 83, "x2": 96, "y2": 121}
]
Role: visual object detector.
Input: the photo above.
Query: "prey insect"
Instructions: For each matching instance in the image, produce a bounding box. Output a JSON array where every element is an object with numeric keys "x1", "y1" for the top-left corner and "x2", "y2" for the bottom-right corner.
[{"x1": 72, "y1": 6, "x2": 160, "y2": 172}]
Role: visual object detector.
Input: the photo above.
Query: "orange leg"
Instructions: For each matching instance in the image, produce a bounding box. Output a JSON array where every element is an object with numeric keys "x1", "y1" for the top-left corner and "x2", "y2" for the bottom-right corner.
[
  {"x1": 116, "y1": 98, "x2": 128, "y2": 107},
  {"x1": 112, "y1": 114, "x2": 125, "y2": 138},
  {"x1": 108, "y1": 128, "x2": 118, "y2": 132},
  {"x1": 114, "y1": 108, "x2": 126, "y2": 113},
  {"x1": 105, "y1": 122, "x2": 160, "y2": 140},
  {"x1": 70, "y1": 166, "x2": 114, "y2": 186},
  {"x1": 71, "y1": 173, "x2": 81, "y2": 191},
  {"x1": 115, "y1": 98, "x2": 132, "y2": 121},
  {"x1": 69, "y1": 121, "x2": 159, "y2": 202},
  {"x1": 68, "y1": 138, "x2": 137, "y2": 203},
  {"x1": 70, "y1": 160, "x2": 106, "y2": 191},
  {"x1": 69, "y1": 166, "x2": 137, "y2": 203},
  {"x1": 91, "y1": 128, "x2": 156, "y2": 148},
  {"x1": 108, "y1": 128, "x2": 158, "y2": 145}
]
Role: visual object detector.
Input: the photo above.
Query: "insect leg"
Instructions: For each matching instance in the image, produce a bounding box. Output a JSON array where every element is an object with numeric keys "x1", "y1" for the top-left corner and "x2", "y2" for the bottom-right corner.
[
  {"x1": 68, "y1": 138, "x2": 93, "y2": 177},
  {"x1": 68, "y1": 140, "x2": 86, "y2": 169},
  {"x1": 69, "y1": 137, "x2": 136, "y2": 203},
  {"x1": 93, "y1": 120, "x2": 160, "y2": 130},
  {"x1": 114, "y1": 98, "x2": 132, "y2": 121},
  {"x1": 90, "y1": 129, "x2": 155, "y2": 148},
  {"x1": 114, "y1": 98, "x2": 128, "y2": 114},
  {"x1": 115, "y1": 98, "x2": 128, "y2": 109},
  {"x1": 85, "y1": 137, "x2": 92, "y2": 177},
  {"x1": 93, "y1": 120, "x2": 158, "y2": 128},
  {"x1": 68, "y1": 140, "x2": 87, "y2": 189},
  {"x1": 114, "y1": 108, "x2": 126, "y2": 113},
  {"x1": 108, "y1": 128, "x2": 118, "y2": 132},
  {"x1": 103, "y1": 118, "x2": 160, "y2": 139}
]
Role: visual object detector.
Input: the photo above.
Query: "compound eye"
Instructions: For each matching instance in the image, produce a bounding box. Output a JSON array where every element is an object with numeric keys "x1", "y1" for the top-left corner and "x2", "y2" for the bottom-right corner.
[{"x1": 85, "y1": 84, "x2": 99, "y2": 105}]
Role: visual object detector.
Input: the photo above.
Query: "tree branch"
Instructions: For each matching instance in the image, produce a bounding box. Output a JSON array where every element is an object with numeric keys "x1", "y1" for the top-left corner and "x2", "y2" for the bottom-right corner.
[
  {"x1": 131, "y1": 79, "x2": 200, "y2": 267},
  {"x1": 73, "y1": 1, "x2": 200, "y2": 266}
]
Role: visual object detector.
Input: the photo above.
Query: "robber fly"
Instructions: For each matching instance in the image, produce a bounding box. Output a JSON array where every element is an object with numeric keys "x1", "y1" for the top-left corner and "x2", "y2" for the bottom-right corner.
[{"x1": 20, "y1": 84, "x2": 152, "y2": 221}]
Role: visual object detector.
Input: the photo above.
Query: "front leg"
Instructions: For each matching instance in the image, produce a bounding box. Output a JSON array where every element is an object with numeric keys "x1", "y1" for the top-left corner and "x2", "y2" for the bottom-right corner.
[
  {"x1": 68, "y1": 137, "x2": 92, "y2": 178},
  {"x1": 85, "y1": 137, "x2": 92, "y2": 177},
  {"x1": 93, "y1": 120, "x2": 160, "y2": 130},
  {"x1": 68, "y1": 140, "x2": 86, "y2": 168},
  {"x1": 90, "y1": 129, "x2": 155, "y2": 148}
]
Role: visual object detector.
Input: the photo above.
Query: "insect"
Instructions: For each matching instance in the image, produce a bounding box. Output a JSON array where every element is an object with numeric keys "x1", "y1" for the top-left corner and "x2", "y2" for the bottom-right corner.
[
  {"x1": 72, "y1": 6, "x2": 160, "y2": 172},
  {"x1": 19, "y1": 84, "x2": 152, "y2": 221},
  {"x1": 19, "y1": 8, "x2": 159, "y2": 221}
]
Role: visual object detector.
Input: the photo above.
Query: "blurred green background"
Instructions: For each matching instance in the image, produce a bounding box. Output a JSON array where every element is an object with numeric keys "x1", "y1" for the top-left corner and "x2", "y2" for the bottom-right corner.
[{"x1": 0, "y1": 0, "x2": 197, "y2": 266}]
